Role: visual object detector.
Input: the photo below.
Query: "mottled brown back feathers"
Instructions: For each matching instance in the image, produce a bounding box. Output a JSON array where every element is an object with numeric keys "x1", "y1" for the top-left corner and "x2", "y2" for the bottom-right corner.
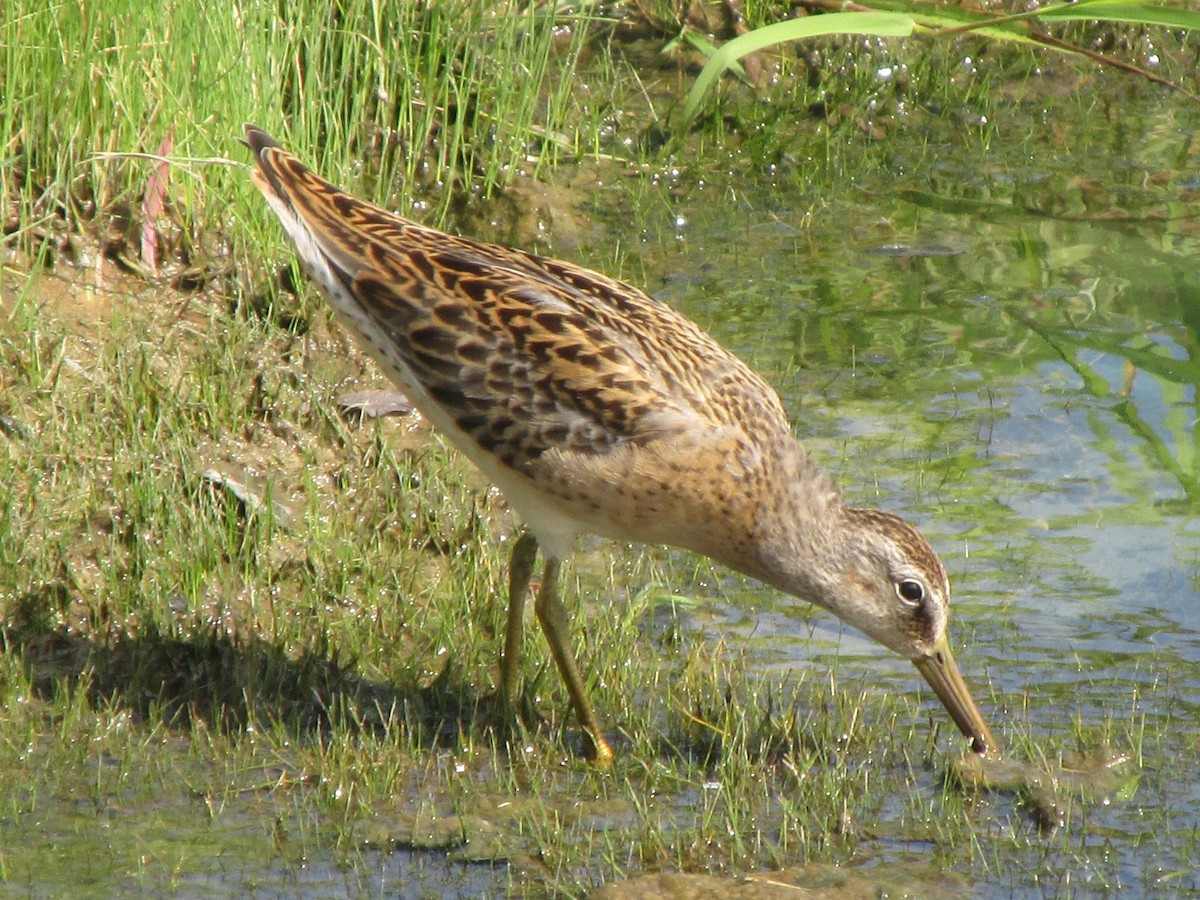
[{"x1": 247, "y1": 127, "x2": 791, "y2": 474}]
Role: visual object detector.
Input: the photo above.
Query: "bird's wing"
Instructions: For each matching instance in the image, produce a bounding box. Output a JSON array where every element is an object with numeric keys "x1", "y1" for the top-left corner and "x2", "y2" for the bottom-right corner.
[{"x1": 245, "y1": 126, "x2": 787, "y2": 473}]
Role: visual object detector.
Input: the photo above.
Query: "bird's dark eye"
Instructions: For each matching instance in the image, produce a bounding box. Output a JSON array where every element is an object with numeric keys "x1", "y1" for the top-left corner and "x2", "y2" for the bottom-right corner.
[{"x1": 896, "y1": 579, "x2": 925, "y2": 605}]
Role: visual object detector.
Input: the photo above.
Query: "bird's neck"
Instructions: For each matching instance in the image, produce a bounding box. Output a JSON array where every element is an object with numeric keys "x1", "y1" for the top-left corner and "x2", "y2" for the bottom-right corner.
[{"x1": 709, "y1": 439, "x2": 849, "y2": 608}]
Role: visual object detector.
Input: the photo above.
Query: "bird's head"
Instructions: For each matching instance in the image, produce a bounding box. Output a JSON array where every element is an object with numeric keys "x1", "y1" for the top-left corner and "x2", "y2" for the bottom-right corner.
[{"x1": 826, "y1": 508, "x2": 999, "y2": 756}]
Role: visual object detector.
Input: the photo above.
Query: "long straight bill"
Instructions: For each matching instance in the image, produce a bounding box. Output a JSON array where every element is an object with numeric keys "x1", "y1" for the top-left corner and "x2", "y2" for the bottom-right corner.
[{"x1": 912, "y1": 635, "x2": 999, "y2": 756}]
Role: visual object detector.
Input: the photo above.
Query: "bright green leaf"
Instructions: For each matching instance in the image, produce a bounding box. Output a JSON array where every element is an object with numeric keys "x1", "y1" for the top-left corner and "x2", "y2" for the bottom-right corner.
[{"x1": 679, "y1": 12, "x2": 916, "y2": 128}]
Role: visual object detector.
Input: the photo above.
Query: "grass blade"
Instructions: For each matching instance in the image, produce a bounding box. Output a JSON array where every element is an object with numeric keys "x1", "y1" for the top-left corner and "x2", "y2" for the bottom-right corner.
[{"x1": 679, "y1": 12, "x2": 916, "y2": 129}]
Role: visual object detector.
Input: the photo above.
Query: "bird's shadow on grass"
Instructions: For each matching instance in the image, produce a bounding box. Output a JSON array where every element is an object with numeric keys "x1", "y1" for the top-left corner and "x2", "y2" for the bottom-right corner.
[{"x1": 2, "y1": 582, "x2": 493, "y2": 750}]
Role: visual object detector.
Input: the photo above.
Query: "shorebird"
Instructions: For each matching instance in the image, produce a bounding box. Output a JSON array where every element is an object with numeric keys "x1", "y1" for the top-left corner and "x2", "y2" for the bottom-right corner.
[{"x1": 244, "y1": 125, "x2": 998, "y2": 766}]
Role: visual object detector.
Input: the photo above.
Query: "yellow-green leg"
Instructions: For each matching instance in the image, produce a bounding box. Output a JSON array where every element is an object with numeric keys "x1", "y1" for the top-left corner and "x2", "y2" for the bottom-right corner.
[
  {"x1": 532, "y1": 557, "x2": 614, "y2": 766},
  {"x1": 500, "y1": 532, "x2": 614, "y2": 766},
  {"x1": 501, "y1": 532, "x2": 539, "y2": 711}
]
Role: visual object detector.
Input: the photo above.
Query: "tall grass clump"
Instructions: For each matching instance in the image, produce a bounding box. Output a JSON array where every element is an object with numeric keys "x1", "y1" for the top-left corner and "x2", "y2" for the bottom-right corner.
[{"x1": 1, "y1": 0, "x2": 591, "y2": 274}]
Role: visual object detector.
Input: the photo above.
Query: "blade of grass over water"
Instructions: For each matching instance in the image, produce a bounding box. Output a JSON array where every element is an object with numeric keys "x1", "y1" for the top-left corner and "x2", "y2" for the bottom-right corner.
[
  {"x1": 680, "y1": 13, "x2": 918, "y2": 128},
  {"x1": 680, "y1": 0, "x2": 1200, "y2": 127}
]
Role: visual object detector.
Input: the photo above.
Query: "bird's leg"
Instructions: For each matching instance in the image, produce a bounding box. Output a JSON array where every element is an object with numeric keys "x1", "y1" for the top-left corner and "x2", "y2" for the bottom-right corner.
[
  {"x1": 533, "y1": 557, "x2": 615, "y2": 767},
  {"x1": 501, "y1": 532, "x2": 539, "y2": 714}
]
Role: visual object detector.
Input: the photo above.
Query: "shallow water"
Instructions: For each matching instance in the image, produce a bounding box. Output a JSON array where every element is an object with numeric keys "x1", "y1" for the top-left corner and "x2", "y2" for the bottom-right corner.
[{"x1": 635, "y1": 84, "x2": 1200, "y2": 895}]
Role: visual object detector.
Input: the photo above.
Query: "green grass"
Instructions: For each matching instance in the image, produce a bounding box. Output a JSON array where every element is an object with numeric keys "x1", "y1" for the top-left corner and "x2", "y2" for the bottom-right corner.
[{"x1": 2, "y1": 0, "x2": 601, "y2": 286}]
